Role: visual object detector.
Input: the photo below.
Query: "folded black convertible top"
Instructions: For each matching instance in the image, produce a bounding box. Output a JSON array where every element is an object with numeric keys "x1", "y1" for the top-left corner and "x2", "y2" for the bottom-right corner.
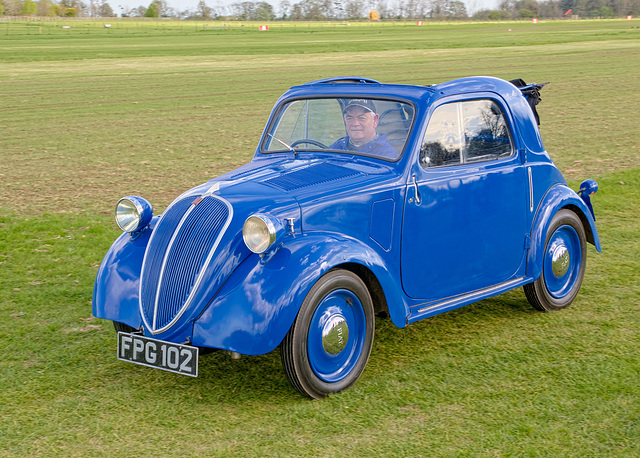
[{"x1": 510, "y1": 78, "x2": 549, "y2": 126}]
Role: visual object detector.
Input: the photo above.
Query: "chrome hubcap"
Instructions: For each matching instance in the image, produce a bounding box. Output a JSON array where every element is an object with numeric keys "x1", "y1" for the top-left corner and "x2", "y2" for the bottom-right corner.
[
  {"x1": 322, "y1": 314, "x2": 349, "y2": 355},
  {"x1": 551, "y1": 244, "x2": 570, "y2": 277}
]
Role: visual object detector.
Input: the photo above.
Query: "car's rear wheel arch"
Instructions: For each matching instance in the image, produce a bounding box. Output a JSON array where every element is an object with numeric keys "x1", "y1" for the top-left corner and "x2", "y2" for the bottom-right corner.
[{"x1": 563, "y1": 203, "x2": 596, "y2": 247}]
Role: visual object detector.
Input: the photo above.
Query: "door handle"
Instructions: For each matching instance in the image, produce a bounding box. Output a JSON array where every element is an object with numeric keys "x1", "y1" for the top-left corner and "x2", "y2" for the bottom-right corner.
[{"x1": 412, "y1": 174, "x2": 421, "y2": 205}]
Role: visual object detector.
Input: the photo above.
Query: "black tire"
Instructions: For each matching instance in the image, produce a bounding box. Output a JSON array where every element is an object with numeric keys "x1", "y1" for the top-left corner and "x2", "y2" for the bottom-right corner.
[
  {"x1": 524, "y1": 209, "x2": 587, "y2": 311},
  {"x1": 113, "y1": 321, "x2": 137, "y2": 333},
  {"x1": 281, "y1": 270, "x2": 375, "y2": 399}
]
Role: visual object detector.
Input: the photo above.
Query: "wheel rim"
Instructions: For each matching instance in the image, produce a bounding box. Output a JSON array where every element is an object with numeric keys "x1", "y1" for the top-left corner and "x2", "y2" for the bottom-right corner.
[
  {"x1": 543, "y1": 224, "x2": 582, "y2": 299},
  {"x1": 307, "y1": 288, "x2": 366, "y2": 383}
]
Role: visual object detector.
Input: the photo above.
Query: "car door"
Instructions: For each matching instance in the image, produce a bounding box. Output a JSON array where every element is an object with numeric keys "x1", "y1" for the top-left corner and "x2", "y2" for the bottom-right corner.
[{"x1": 401, "y1": 97, "x2": 528, "y2": 301}]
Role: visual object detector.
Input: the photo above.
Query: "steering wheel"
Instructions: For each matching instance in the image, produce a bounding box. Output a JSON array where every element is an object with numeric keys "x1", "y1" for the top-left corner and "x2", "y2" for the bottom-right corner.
[{"x1": 291, "y1": 139, "x2": 329, "y2": 149}]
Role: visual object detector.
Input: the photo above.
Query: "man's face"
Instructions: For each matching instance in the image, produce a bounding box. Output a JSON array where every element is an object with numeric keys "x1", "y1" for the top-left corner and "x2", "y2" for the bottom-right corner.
[{"x1": 344, "y1": 106, "x2": 379, "y2": 147}]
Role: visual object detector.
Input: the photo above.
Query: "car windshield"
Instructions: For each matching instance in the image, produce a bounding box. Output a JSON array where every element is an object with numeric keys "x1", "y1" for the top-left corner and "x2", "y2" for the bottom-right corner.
[{"x1": 263, "y1": 97, "x2": 414, "y2": 161}]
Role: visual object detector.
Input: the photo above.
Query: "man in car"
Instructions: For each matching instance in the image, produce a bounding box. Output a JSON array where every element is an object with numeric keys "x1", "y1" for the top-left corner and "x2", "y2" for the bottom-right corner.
[{"x1": 330, "y1": 99, "x2": 398, "y2": 159}]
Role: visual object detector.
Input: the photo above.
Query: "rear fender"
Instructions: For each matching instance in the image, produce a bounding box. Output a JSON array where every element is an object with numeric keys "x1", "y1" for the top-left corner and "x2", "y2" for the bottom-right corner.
[
  {"x1": 527, "y1": 185, "x2": 601, "y2": 280},
  {"x1": 192, "y1": 233, "x2": 408, "y2": 355}
]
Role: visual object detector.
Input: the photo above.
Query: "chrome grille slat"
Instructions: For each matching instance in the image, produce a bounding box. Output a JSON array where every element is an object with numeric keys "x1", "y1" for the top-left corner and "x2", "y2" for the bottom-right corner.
[
  {"x1": 140, "y1": 197, "x2": 193, "y2": 325},
  {"x1": 140, "y1": 196, "x2": 231, "y2": 334},
  {"x1": 155, "y1": 199, "x2": 229, "y2": 329}
]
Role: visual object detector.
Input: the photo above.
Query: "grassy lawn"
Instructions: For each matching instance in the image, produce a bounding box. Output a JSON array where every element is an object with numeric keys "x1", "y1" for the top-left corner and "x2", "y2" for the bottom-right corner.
[{"x1": 1, "y1": 19, "x2": 639, "y2": 456}]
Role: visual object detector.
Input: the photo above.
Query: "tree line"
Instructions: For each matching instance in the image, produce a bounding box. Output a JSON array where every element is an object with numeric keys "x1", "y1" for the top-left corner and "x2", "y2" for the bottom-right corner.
[
  {"x1": 1, "y1": 0, "x2": 115, "y2": 16},
  {"x1": 1, "y1": 0, "x2": 639, "y2": 19}
]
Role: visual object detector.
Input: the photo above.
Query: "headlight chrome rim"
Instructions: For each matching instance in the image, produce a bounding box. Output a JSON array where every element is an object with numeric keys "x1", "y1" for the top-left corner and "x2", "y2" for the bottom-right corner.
[
  {"x1": 243, "y1": 214, "x2": 283, "y2": 254},
  {"x1": 115, "y1": 196, "x2": 153, "y2": 233}
]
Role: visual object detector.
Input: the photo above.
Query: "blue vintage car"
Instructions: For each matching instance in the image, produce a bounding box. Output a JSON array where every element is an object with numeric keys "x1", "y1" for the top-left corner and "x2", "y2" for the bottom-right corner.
[{"x1": 93, "y1": 76, "x2": 601, "y2": 398}]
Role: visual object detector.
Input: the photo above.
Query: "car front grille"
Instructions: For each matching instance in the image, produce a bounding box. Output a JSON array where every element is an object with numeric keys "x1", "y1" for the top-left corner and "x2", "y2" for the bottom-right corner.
[{"x1": 140, "y1": 195, "x2": 231, "y2": 334}]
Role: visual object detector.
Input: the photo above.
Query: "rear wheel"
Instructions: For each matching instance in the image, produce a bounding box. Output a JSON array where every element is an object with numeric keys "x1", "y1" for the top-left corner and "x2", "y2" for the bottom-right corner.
[
  {"x1": 524, "y1": 210, "x2": 587, "y2": 311},
  {"x1": 281, "y1": 270, "x2": 375, "y2": 399}
]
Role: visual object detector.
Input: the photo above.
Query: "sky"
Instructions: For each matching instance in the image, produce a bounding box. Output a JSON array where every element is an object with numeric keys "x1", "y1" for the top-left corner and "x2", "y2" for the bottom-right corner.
[{"x1": 111, "y1": 0, "x2": 499, "y2": 16}]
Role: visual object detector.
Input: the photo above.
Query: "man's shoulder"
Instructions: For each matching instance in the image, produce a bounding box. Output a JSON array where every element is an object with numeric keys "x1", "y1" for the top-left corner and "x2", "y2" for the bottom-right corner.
[
  {"x1": 330, "y1": 136, "x2": 349, "y2": 149},
  {"x1": 361, "y1": 134, "x2": 398, "y2": 158}
]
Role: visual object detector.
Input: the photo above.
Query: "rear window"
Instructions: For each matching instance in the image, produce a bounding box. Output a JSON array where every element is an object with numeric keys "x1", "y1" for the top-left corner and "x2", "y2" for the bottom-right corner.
[{"x1": 420, "y1": 99, "x2": 513, "y2": 168}]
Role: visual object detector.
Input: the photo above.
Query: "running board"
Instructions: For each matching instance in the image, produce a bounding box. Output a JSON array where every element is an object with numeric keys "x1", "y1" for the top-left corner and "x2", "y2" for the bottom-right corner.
[{"x1": 407, "y1": 277, "x2": 531, "y2": 324}]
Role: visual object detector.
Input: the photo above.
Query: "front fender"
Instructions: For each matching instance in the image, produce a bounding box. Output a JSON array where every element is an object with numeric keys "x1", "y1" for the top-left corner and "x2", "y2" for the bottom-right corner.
[
  {"x1": 192, "y1": 233, "x2": 408, "y2": 355},
  {"x1": 527, "y1": 185, "x2": 601, "y2": 280},
  {"x1": 92, "y1": 218, "x2": 158, "y2": 328}
]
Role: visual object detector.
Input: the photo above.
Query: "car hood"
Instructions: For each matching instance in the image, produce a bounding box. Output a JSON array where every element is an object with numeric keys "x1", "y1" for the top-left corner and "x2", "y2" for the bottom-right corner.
[
  {"x1": 140, "y1": 155, "x2": 397, "y2": 340},
  {"x1": 208, "y1": 155, "x2": 397, "y2": 199}
]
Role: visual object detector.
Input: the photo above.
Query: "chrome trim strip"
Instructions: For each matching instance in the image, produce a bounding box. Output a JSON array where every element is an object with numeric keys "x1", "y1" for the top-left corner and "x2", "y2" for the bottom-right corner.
[
  {"x1": 456, "y1": 103, "x2": 465, "y2": 163},
  {"x1": 151, "y1": 190, "x2": 233, "y2": 334},
  {"x1": 152, "y1": 183, "x2": 228, "y2": 328},
  {"x1": 138, "y1": 191, "x2": 233, "y2": 335},
  {"x1": 139, "y1": 201, "x2": 171, "y2": 333},
  {"x1": 165, "y1": 182, "x2": 223, "y2": 210},
  {"x1": 151, "y1": 195, "x2": 234, "y2": 335},
  {"x1": 417, "y1": 278, "x2": 524, "y2": 314},
  {"x1": 528, "y1": 167, "x2": 533, "y2": 213},
  {"x1": 205, "y1": 182, "x2": 222, "y2": 194},
  {"x1": 151, "y1": 203, "x2": 199, "y2": 330}
]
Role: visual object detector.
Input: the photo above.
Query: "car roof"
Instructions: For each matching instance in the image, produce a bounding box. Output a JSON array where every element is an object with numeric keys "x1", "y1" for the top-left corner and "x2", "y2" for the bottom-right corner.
[
  {"x1": 284, "y1": 77, "x2": 435, "y2": 104},
  {"x1": 284, "y1": 75, "x2": 520, "y2": 104},
  {"x1": 275, "y1": 75, "x2": 546, "y2": 155}
]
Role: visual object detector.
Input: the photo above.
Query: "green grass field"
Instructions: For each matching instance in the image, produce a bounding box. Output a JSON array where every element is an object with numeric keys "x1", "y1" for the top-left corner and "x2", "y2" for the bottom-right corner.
[{"x1": 1, "y1": 19, "x2": 639, "y2": 456}]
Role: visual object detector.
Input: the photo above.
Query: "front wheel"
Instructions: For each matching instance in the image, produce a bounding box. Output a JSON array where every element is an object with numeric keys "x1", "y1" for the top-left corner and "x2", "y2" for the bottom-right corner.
[
  {"x1": 281, "y1": 270, "x2": 375, "y2": 399},
  {"x1": 524, "y1": 209, "x2": 587, "y2": 311}
]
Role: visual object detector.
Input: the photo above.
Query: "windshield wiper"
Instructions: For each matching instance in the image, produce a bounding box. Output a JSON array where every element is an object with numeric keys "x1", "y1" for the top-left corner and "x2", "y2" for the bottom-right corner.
[{"x1": 268, "y1": 133, "x2": 298, "y2": 157}]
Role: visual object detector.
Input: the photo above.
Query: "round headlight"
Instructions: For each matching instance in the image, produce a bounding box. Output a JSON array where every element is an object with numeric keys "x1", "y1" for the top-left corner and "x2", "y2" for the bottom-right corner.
[
  {"x1": 243, "y1": 214, "x2": 283, "y2": 254},
  {"x1": 115, "y1": 196, "x2": 153, "y2": 233}
]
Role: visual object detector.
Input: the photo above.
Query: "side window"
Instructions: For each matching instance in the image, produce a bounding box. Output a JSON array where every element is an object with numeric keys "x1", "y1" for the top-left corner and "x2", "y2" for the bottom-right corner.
[
  {"x1": 419, "y1": 103, "x2": 462, "y2": 168},
  {"x1": 461, "y1": 100, "x2": 513, "y2": 163},
  {"x1": 420, "y1": 99, "x2": 513, "y2": 168}
]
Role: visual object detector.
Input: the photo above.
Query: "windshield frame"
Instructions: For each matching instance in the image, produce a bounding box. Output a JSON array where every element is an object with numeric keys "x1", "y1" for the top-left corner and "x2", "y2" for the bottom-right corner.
[{"x1": 260, "y1": 95, "x2": 417, "y2": 163}]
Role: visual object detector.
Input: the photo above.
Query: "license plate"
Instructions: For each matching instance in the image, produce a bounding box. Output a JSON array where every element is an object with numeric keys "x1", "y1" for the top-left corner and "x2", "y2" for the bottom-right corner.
[{"x1": 117, "y1": 332, "x2": 199, "y2": 377}]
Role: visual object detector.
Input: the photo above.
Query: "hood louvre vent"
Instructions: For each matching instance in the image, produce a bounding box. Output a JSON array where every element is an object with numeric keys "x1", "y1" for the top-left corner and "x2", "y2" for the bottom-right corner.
[{"x1": 264, "y1": 163, "x2": 361, "y2": 191}]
